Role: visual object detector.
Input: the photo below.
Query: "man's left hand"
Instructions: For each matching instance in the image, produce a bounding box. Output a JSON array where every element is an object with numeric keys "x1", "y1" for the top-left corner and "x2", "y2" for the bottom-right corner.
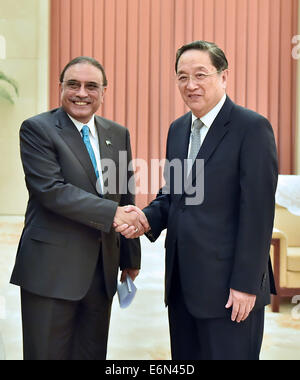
[
  {"x1": 225, "y1": 288, "x2": 257, "y2": 323},
  {"x1": 120, "y1": 269, "x2": 140, "y2": 283}
]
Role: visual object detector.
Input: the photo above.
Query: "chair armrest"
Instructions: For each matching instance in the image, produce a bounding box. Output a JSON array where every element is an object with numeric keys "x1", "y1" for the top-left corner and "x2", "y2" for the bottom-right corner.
[
  {"x1": 272, "y1": 228, "x2": 288, "y2": 287},
  {"x1": 272, "y1": 228, "x2": 288, "y2": 241}
]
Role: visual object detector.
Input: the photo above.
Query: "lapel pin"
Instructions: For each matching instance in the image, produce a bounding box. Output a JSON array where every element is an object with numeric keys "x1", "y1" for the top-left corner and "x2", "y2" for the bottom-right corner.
[{"x1": 106, "y1": 140, "x2": 112, "y2": 146}]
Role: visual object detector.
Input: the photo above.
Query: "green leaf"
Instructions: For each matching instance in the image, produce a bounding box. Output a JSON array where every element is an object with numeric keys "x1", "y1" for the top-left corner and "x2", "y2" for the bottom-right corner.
[
  {"x1": 0, "y1": 87, "x2": 15, "y2": 104},
  {"x1": 0, "y1": 71, "x2": 19, "y2": 96}
]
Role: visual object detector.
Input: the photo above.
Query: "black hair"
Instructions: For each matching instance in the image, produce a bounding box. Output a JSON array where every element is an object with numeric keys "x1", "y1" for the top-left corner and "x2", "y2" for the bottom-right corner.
[
  {"x1": 175, "y1": 41, "x2": 228, "y2": 73},
  {"x1": 60, "y1": 56, "x2": 108, "y2": 86}
]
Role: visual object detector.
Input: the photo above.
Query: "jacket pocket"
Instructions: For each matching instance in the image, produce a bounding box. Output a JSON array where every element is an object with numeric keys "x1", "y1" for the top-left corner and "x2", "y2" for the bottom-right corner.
[{"x1": 30, "y1": 226, "x2": 68, "y2": 247}]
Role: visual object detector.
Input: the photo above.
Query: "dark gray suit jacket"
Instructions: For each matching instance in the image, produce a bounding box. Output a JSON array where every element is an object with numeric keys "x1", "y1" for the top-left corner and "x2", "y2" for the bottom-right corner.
[
  {"x1": 144, "y1": 97, "x2": 278, "y2": 319},
  {"x1": 11, "y1": 108, "x2": 141, "y2": 301}
]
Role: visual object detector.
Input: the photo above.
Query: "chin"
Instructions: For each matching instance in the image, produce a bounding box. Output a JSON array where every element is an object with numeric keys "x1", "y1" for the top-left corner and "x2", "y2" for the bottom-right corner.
[
  {"x1": 69, "y1": 108, "x2": 91, "y2": 121},
  {"x1": 186, "y1": 101, "x2": 203, "y2": 113},
  {"x1": 190, "y1": 107, "x2": 205, "y2": 117}
]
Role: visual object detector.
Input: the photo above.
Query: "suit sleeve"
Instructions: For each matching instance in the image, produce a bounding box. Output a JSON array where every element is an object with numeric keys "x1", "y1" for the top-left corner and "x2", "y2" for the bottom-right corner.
[
  {"x1": 20, "y1": 119, "x2": 118, "y2": 233},
  {"x1": 229, "y1": 118, "x2": 278, "y2": 295},
  {"x1": 143, "y1": 187, "x2": 170, "y2": 242},
  {"x1": 142, "y1": 128, "x2": 172, "y2": 242},
  {"x1": 119, "y1": 129, "x2": 141, "y2": 270}
]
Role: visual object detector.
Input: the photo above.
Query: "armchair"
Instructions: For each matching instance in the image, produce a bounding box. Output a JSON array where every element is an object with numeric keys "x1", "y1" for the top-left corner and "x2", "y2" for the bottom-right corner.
[{"x1": 271, "y1": 205, "x2": 300, "y2": 312}]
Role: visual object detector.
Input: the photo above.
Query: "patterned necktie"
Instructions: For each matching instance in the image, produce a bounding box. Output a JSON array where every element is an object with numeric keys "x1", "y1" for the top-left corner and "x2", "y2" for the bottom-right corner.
[
  {"x1": 189, "y1": 118, "x2": 204, "y2": 163},
  {"x1": 81, "y1": 125, "x2": 100, "y2": 179}
]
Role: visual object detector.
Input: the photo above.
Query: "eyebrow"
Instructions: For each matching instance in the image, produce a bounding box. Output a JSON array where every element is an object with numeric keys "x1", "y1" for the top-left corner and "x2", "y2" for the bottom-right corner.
[
  {"x1": 66, "y1": 80, "x2": 100, "y2": 84},
  {"x1": 177, "y1": 66, "x2": 210, "y2": 74}
]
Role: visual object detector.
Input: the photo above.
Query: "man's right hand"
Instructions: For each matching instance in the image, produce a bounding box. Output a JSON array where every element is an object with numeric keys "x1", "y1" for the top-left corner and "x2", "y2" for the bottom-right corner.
[
  {"x1": 114, "y1": 206, "x2": 150, "y2": 239},
  {"x1": 113, "y1": 206, "x2": 142, "y2": 234}
]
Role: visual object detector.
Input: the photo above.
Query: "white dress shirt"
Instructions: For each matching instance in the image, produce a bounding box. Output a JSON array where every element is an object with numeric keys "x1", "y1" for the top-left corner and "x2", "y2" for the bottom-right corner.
[
  {"x1": 188, "y1": 94, "x2": 227, "y2": 158},
  {"x1": 67, "y1": 114, "x2": 104, "y2": 193}
]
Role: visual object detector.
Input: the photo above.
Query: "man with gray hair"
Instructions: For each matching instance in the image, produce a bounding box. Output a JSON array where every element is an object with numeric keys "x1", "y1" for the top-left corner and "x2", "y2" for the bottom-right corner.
[{"x1": 118, "y1": 41, "x2": 278, "y2": 360}]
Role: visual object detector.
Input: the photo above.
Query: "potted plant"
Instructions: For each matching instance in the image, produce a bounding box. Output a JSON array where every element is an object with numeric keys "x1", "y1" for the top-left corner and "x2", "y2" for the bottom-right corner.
[{"x1": 0, "y1": 71, "x2": 18, "y2": 104}]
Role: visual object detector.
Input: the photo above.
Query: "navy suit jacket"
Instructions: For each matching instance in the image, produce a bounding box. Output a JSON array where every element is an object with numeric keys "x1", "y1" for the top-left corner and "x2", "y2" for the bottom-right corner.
[{"x1": 144, "y1": 96, "x2": 278, "y2": 319}]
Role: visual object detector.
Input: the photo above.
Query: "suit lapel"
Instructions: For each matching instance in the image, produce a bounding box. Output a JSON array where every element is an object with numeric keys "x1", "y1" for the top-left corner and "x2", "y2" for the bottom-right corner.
[
  {"x1": 184, "y1": 96, "x2": 234, "y2": 198},
  {"x1": 55, "y1": 108, "x2": 98, "y2": 191},
  {"x1": 171, "y1": 113, "x2": 192, "y2": 203},
  {"x1": 95, "y1": 116, "x2": 115, "y2": 164},
  {"x1": 95, "y1": 116, "x2": 117, "y2": 199},
  {"x1": 175, "y1": 112, "x2": 192, "y2": 163},
  {"x1": 197, "y1": 96, "x2": 233, "y2": 166}
]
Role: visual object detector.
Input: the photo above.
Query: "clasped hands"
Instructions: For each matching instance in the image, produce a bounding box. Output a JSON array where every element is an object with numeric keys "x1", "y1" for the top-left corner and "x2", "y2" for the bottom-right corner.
[
  {"x1": 113, "y1": 207, "x2": 257, "y2": 323},
  {"x1": 113, "y1": 206, "x2": 150, "y2": 239}
]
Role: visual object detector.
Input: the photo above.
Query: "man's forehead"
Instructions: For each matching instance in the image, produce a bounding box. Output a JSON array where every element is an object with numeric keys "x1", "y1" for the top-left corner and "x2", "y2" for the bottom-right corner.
[
  {"x1": 177, "y1": 50, "x2": 213, "y2": 71},
  {"x1": 64, "y1": 63, "x2": 103, "y2": 81}
]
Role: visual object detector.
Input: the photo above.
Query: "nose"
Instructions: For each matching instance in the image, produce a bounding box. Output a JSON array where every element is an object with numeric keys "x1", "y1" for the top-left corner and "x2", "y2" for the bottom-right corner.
[
  {"x1": 77, "y1": 84, "x2": 89, "y2": 97},
  {"x1": 186, "y1": 75, "x2": 199, "y2": 90}
]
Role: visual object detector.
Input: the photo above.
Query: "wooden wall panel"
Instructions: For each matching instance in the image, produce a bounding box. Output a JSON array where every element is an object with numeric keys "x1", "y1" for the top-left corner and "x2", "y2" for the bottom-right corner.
[{"x1": 50, "y1": 0, "x2": 298, "y2": 207}]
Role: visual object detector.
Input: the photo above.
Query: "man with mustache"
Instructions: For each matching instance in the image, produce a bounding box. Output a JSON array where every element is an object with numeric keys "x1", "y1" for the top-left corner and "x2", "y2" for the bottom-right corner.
[
  {"x1": 10, "y1": 57, "x2": 141, "y2": 360},
  {"x1": 117, "y1": 41, "x2": 278, "y2": 360}
]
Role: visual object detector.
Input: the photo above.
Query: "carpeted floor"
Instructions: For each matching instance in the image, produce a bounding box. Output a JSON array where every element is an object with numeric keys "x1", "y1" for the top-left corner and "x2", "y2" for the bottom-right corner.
[{"x1": 0, "y1": 216, "x2": 299, "y2": 360}]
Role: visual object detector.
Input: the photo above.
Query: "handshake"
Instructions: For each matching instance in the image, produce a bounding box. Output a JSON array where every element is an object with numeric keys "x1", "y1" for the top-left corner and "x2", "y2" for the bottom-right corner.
[{"x1": 113, "y1": 206, "x2": 150, "y2": 239}]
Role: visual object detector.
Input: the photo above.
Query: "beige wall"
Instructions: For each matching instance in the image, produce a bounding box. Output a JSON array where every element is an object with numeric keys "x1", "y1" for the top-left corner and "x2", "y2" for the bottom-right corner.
[{"x1": 0, "y1": 0, "x2": 49, "y2": 215}]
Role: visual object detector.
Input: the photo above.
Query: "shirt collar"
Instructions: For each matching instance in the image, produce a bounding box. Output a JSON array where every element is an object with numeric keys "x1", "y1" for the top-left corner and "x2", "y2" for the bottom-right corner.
[
  {"x1": 67, "y1": 114, "x2": 97, "y2": 138},
  {"x1": 191, "y1": 94, "x2": 227, "y2": 129}
]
